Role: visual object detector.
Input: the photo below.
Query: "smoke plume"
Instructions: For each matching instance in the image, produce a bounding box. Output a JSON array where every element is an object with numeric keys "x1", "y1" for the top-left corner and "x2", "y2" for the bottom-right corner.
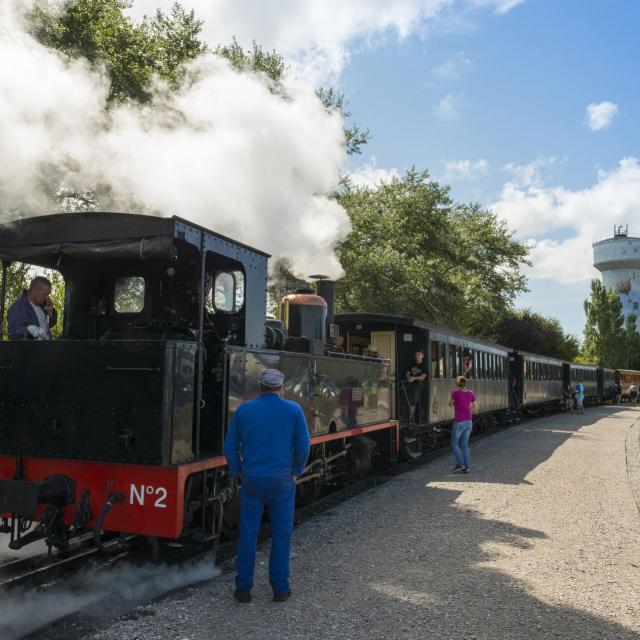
[
  {"x1": 0, "y1": 1, "x2": 348, "y2": 276},
  {"x1": 0, "y1": 555, "x2": 219, "y2": 640}
]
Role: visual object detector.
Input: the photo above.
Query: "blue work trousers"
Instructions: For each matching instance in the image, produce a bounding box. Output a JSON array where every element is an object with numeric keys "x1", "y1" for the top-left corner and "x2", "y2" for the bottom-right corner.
[
  {"x1": 451, "y1": 420, "x2": 472, "y2": 468},
  {"x1": 236, "y1": 475, "x2": 296, "y2": 594}
]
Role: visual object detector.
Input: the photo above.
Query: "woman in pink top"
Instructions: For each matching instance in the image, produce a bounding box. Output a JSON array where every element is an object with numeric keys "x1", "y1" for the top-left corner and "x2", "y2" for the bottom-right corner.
[{"x1": 448, "y1": 376, "x2": 478, "y2": 473}]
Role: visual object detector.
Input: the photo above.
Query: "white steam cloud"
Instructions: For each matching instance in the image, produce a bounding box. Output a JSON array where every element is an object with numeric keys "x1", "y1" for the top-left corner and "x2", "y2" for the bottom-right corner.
[
  {"x1": 0, "y1": 555, "x2": 218, "y2": 640},
  {"x1": 0, "y1": 2, "x2": 348, "y2": 276}
]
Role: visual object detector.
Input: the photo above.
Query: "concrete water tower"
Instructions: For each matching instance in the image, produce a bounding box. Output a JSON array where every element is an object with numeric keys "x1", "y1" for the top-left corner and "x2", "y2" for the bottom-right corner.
[{"x1": 593, "y1": 225, "x2": 640, "y2": 324}]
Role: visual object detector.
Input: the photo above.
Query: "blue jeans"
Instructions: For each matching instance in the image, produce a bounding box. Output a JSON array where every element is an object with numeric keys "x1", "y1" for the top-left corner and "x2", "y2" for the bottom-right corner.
[
  {"x1": 236, "y1": 475, "x2": 296, "y2": 594},
  {"x1": 451, "y1": 420, "x2": 472, "y2": 468}
]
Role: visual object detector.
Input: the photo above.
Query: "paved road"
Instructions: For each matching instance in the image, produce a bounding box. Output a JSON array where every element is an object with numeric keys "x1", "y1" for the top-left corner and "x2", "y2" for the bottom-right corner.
[{"x1": 91, "y1": 406, "x2": 640, "y2": 640}]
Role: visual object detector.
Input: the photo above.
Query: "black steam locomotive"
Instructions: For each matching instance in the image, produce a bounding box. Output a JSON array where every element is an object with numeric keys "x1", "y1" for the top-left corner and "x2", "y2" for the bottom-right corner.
[{"x1": 0, "y1": 213, "x2": 395, "y2": 555}]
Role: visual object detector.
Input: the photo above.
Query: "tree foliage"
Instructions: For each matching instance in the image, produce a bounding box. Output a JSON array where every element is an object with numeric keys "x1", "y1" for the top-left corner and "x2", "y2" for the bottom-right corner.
[
  {"x1": 31, "y1": 0, "x2": 206, "y2": 103},
  {"x1": 316, "y1": 88, "x2": 370, "y2": 156},
  {"x1": 335, "y1": 169, "x2": 529, "y2": 335},
  {"x1": 214, "y1": 37, "x2": 285, "y2": 83},
  {"x1": 483, "y1": 308, "x2": 579, "y2": 361},
  {"x1": 582, "y1": 278, "x2": 626, "y2": 367}
]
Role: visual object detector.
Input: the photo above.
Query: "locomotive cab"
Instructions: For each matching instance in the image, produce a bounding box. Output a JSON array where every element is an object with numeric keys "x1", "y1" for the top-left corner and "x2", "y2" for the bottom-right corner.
[{"x1": 0, "y1": 213, "x2": 268, "y2": 468}]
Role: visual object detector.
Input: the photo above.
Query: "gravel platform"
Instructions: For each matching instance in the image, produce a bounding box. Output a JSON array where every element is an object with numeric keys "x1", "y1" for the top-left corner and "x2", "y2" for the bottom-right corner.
[{"x1": 89, "y1": 406, "x2": 640, "y2": 640}]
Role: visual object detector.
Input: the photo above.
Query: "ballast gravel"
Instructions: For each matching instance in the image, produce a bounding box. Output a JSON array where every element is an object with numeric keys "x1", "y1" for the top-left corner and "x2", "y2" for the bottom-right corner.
[{"x1": 89, "y1": 406, "x2": 640, "y2": 640}]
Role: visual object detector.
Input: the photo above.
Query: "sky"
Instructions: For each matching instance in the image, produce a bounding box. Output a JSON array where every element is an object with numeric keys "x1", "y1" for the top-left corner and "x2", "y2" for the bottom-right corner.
[{"x1": 86, "y1": 1, "x2": 640, "y2": 336}]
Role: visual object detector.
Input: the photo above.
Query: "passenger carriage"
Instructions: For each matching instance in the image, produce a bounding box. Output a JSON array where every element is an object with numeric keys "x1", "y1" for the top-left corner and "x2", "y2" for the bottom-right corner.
[
  {"x1": 566, "y1": 363, "x2": 598, "y2": 405},
  {"x1": 615, "y1": 369, "x2": 640, "y2": 401},
  {"x1": 334, "y1": 313, "x2": 510, "y2": 458},
  {"x1": 509, "y1": 351, "x2": 565, "y2": 412}
]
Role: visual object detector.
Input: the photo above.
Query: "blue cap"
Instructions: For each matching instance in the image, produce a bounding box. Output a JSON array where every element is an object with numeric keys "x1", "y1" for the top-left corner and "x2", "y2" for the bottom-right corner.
[{"x1": 260, "y1": 368, "x2": 285, "y2": 388}]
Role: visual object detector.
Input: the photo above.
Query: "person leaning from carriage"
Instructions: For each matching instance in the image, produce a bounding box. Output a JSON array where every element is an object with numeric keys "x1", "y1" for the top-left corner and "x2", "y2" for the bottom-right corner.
[
  {"x1": 223, "y1": 368, "x2": 311, "y2": 604},
  {"x1": 7, "y1": 276, "x2": 57, "y2": 340},
  {"x1": 449, "y1": 376, "x2": 478, "y2": 473},
  {"x1": 404, "y1": 350, "x2": 427, "y2": 422}
]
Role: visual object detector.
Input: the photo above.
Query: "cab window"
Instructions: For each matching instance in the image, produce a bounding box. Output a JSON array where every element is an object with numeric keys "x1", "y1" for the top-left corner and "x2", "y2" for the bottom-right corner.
[{"x1": 114, "y1": 276, "x2": 145, "y2": 314}]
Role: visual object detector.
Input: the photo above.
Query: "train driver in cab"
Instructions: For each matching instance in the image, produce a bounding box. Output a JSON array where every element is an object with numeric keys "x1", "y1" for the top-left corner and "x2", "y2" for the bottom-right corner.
[
  {"x1": 405, "y1": 350, "x2": 427, "y2": 422},
  {"x1": 7, "y1": 276, "x2": 57, "y2": 340}
]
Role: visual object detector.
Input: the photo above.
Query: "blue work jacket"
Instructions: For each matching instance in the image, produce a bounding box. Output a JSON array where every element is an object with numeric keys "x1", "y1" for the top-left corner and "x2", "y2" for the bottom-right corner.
[
  {"x1": 224, "y1": 392, "x2": 311, "y2": 479},
  {"x1": 7, "y1": 291, "x2": 57, "y2": 340}
]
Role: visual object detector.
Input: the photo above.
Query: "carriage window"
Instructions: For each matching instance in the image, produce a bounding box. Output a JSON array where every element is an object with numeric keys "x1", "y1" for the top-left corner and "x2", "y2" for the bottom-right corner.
[
  {"x1": 463, "y1": 349, "x2": 473, "y2": 378},
  {"x1": 439, "y1": 342, "x2": 447, "y2": 378},
  {"x1": 449, "y1": 345, "x2": 457, "y2": 378},
  {"x1": 214, "y1": 272, "x2": 235, "y2": 312},
  {"x1": 114, "y1": 276, "x2": 145, "y2": 314},
  {"x1": 431, "y1": 342, "x2": 439, "y2": 378}
]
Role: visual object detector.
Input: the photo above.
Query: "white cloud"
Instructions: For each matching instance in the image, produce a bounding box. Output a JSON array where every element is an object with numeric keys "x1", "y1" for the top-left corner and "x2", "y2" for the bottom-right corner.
[
  {"x1": 127, "y1": 1, "x2": 525, "y2": 82},
  {"x1": 431, "y1": 51, "x2": 471, "y2": 80},
  {"x1": 503, "y1": 156, "x2": 564, "y2": 188},
  {"x1": 440, "y1": 158, "x2": 488, "y2": 182},
  {"x1": 490, "y1": 157, "x2": 640, "y2": 284},
  {"x1": 433, "y1": 93, "x2": 465, "y2": 121},
  {"x1": 349, "y1": 159, "x2": 401, "y2": 187},
  {"x1": 128, "y1": 0, "x2": 449, "y2": 82},
  {"x1": 467, "y1": 0, "x2": 525, "y2": 14},
  {"x1": 586, "y1": 101, "x2": 618, "y2": 131}
]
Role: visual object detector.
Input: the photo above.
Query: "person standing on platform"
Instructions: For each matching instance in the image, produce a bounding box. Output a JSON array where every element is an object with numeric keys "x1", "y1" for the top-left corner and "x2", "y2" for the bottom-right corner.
[
  {"x1": 575, "y1": 382, "x2": 585, "y2": 414},
  {"x1": 224, "y1": 368, "x2": 310, "y2": 604},
  {"x1": 449, "y1": 376, "x2": 478, "y2": 474}
]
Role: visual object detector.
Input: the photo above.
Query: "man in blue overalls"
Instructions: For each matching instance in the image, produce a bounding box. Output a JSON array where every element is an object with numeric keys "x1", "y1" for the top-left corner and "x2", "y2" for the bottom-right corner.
[{"x1": 224, "y1": 368, "x2": 310, "y2": 603}]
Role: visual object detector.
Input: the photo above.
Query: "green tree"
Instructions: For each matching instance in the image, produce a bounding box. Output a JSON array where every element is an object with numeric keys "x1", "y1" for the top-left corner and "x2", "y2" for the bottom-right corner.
[
  {"x1": 582, "y1": 278, "x2": 625, "y2": 367},
  {"x1": 316, "y1": 87, "x2": 370, "y2": 156},
  {"x1": 214, "y1": 37, "x2": 285, "y2": 83},
  {"x1": 31, "y1": 0, "x2": 206, "y2": 104},
  {"x1": 335, "y1": 169, "x2": 529, "y2": 334},
  {"x1": 485, "y1": 308, "x2": 580, "y2": 361}
]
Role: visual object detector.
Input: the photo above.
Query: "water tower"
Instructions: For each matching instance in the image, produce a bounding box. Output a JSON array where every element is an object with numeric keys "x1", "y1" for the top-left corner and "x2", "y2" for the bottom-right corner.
[{"x1": 593, "y1": 225, "x2": 640, "y2": 323}]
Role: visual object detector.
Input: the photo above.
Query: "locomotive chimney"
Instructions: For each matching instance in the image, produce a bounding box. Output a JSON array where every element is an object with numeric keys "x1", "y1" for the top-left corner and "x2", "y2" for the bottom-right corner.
[{"x1": 312, "y1": 276, "x2": 336, "y2": 344}]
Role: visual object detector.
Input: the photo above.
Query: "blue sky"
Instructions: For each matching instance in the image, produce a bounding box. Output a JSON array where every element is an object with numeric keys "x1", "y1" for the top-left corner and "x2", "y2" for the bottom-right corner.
[
  {"x1": 125, "y1": 0, "x2": 640, "y2": 338},
  {"x1": 337, "y1": 0, "x2": 640, "y2": 337}
]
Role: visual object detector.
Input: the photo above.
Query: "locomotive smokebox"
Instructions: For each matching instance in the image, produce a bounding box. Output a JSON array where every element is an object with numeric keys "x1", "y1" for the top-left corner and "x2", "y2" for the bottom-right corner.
[{"x1": 279, "y1": 289, "x2": 327, "y2": 343}]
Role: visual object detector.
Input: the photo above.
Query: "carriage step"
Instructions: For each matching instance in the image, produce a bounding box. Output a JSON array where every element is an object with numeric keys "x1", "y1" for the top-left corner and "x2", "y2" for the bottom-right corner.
[{"x1": 404, "y1": 437, "x2": 417, "y2": 444}]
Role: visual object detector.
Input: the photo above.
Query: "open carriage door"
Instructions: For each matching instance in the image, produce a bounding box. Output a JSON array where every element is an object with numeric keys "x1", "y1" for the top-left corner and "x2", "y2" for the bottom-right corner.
[{"x1": 370, "y1": 331, "x2": 396, "y2": 416}]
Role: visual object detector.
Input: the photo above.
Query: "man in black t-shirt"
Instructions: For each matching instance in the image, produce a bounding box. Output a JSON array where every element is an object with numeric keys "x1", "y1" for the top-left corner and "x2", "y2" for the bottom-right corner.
[{"x1": 405, "y1": 350, "x2": 427, "y2": 422}]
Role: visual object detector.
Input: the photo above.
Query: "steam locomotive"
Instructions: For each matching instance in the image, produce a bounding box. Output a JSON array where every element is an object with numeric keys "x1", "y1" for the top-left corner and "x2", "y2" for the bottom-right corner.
[
  {"x1": 0, "y1": 212, "x2": 625, "y2": 558},
  {"x1": 0, "y1": 213, "x2": 395, "y2": 555}
]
